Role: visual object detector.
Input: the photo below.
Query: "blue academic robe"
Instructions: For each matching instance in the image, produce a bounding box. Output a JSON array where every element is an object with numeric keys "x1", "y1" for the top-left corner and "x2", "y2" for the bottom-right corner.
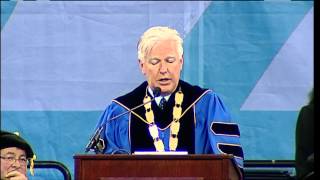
[{"x1": 94, "y1": 80, "x2": 244, "y2": 169}]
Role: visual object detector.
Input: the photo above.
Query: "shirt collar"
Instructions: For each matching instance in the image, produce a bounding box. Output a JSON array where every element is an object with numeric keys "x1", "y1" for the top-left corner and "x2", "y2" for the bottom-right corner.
[{"x1": 147, "y1": 87, "x2": 171, "y2": 106}]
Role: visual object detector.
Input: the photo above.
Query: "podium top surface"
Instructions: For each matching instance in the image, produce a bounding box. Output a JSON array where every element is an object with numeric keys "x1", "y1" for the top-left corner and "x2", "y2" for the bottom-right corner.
[{"x1": 74, "y1": 154, "x2": 234, "y2": 160}]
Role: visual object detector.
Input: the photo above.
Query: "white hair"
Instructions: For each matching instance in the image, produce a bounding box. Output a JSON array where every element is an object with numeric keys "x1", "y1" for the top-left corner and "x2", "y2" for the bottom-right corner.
[{"x1": 137, "y1": 26, "x2": 183, "y2": 62}]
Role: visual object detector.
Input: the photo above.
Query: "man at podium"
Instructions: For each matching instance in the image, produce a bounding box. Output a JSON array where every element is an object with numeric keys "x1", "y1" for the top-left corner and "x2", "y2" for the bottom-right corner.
[{"x1": 90, "y1": 26, "x2": 244, "y2": 170}]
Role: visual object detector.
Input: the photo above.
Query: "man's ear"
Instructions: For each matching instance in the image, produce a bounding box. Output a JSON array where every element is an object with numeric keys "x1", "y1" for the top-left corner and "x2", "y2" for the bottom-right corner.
[
  {"x1": 180, "y1": 56, "x2": 184, "y2": 70},
  {"x1": 138, "y1": 59, "x2": 146, "y2": 75}
]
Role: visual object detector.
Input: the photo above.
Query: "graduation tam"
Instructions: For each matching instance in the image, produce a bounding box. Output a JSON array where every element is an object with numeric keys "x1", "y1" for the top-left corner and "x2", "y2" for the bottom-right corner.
[
  {"x1": 0, "y1": 131, "x2": 36, "y2": 175},
  {"x1": 0, "y1": 131, "x2": 34, "y2": 158}
]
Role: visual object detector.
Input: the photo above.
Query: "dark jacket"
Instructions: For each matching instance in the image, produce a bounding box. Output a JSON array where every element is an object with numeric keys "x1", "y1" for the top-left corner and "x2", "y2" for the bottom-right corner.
[{"x1": 295, "y1": 103, "x2": 314, "y2": 179}]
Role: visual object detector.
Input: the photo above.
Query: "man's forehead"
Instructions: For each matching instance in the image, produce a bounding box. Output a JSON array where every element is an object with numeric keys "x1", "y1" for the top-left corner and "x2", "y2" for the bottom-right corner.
[{"x1": 0, "y1": 147, "x2": 27, "y2": 156}]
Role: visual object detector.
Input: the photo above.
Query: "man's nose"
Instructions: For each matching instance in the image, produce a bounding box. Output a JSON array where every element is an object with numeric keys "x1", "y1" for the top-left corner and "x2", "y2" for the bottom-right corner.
[
  {"x1": 159, "y1": 62, "x2": 168, "y2": 74},
  {"x1": 11, "y1": 159, "x2": 23, "y2": 167}
]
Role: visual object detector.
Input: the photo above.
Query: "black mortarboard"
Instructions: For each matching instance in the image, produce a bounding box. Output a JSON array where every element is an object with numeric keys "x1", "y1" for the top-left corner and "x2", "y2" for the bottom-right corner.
[{"x1": 0, "y1": 131, "x2": 34, "y2": 159}]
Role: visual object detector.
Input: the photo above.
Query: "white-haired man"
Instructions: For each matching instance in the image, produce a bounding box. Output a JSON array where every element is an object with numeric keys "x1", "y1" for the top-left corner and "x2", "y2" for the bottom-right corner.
[{"x1": 91, "y1": 26, "x2": 244, "y2": 171}]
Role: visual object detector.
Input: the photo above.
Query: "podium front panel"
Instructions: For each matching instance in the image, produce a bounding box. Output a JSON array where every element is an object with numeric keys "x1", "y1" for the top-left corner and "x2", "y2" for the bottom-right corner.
[{"x1": 74, "y1": 154, "x2": 241, "y2": 180}]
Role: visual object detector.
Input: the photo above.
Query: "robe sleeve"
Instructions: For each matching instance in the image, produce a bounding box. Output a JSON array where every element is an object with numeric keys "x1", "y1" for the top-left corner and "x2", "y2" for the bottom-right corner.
[
  {"x1": 94, "y1": 101, "x2": 131, "y2": 154},
  {"x1": 195, "y1": 91, "x2": 244, "y2": 169}
]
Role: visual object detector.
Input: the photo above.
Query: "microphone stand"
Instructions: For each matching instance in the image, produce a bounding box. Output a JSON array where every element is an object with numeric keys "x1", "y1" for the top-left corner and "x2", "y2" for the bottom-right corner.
[{"x1": 85, "y1": 88, "x2": 161, "y2": 153}]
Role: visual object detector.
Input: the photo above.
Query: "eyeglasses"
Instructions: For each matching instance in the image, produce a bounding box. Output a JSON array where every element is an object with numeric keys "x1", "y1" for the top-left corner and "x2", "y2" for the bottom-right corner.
[{"x1": 0, "y1": 156, "x2": 28, "y2": 165}]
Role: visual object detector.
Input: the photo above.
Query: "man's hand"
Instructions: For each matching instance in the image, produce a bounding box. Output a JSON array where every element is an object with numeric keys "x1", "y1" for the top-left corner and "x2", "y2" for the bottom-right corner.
[{"x1": 4, "y1": 170, "x2": 28, "y2": 180}]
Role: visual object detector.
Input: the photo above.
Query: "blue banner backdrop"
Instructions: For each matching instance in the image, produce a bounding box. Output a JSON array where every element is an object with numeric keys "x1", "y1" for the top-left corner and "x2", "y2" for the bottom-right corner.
[{"x1": 1, "y1": 1, "x2": 313, "y2": 179}]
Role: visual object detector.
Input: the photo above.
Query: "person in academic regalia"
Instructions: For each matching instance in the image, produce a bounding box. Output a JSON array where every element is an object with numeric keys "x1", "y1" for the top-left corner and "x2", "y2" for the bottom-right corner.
[
  {"x1": 91, "y1": 26, "x2": 244, "y2": 171},
  {"x1": 1, "y1": 131, "x2": 36, "y2": 180}
]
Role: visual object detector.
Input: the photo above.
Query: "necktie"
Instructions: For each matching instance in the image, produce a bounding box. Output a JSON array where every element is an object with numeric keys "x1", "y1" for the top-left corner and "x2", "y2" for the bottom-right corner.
[{"x1": 159, "y1": 97, "x2": 167, "y2": 110}]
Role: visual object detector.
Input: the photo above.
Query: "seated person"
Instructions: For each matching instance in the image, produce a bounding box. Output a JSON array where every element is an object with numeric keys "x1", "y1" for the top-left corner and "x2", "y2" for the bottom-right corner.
[{"x1": 1, "y1": 131, "x2": 36, "y2": 180}]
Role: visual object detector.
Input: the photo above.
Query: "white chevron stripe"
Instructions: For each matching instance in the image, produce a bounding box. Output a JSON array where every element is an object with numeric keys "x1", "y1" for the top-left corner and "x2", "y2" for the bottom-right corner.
[
  {"x1": 241, "y1": 7, "x2": 313, "y2": 111},
  {"x1": 1, "y1": 1, "x2": 211, "y2": 110}
]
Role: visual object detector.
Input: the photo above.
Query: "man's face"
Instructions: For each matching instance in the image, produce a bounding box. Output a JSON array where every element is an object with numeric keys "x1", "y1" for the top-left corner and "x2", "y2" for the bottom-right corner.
[
  {"x1": 0, "y1": 147, "x2": 28, "y2": 179},
  {"x1": 140, "y1": 39, "x2": 183, "y2": 95}
]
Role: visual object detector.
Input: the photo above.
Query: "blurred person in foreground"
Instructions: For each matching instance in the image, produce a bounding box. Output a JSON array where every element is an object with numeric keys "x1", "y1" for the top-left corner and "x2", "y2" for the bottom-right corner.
[{"x1": 295, "y1": 88, "x2": 314, "y2": 180}]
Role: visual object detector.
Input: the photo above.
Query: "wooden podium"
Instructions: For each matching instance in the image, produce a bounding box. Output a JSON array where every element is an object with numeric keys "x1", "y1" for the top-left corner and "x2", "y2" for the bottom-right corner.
[{"x1": 74, "y1": 154, "x2": 242, "y2": 180}]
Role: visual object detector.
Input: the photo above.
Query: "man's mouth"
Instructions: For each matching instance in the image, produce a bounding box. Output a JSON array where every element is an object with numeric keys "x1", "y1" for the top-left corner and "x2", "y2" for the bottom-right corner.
[{"x1": 158, "y1": 78, "x2": 171, "y2": 84}]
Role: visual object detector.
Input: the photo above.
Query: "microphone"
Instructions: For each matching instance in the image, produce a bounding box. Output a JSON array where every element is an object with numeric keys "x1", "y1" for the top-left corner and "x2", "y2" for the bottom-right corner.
[
  {"x1": 85, "y1": 87, "x2": 161, "y2": 153},
  {"x1": 152, "y1": 87, "x2": 161, "y2": 97}
]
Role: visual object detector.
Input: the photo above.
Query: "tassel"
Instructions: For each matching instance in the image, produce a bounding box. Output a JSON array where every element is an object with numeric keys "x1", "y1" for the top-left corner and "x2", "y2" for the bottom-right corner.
[{"x1": 30, "y1": 154, "x2": 36, "y2": 176}]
